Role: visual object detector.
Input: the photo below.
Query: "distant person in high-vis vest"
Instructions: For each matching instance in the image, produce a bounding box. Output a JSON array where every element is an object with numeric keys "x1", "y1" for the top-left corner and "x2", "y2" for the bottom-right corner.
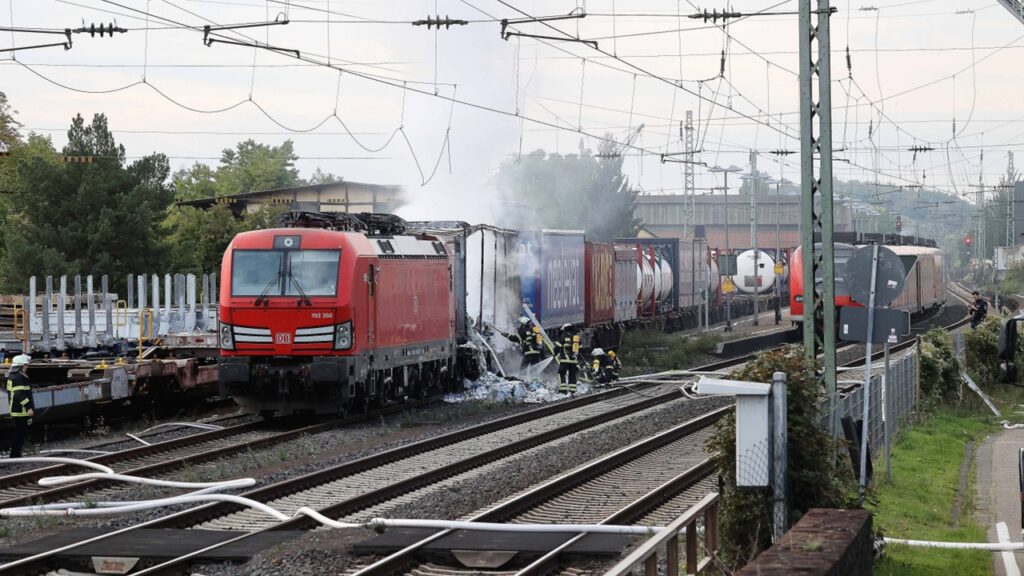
[{"x1": 7, "y1": 354, "x2": 34, "y2": 458}]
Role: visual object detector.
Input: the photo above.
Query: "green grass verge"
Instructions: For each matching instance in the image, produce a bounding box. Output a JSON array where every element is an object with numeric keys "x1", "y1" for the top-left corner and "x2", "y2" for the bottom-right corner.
[{"x1": 872, "y1": 385, "x2": 1024, "y2": 575}]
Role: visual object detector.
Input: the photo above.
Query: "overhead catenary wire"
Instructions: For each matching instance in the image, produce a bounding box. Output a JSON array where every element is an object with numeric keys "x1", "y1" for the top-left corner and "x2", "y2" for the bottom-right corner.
[
  {"x1": 25, "y1": 1, "x2": 704, "y2": 171},
  {"x1": 9, "y1": 0, "x2": 1013, "y2": 196}
]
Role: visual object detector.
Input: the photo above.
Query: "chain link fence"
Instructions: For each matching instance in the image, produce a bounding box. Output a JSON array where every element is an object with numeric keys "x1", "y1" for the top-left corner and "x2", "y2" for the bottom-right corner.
[{"x1": 822, "y1": 350, "x2": 918, "y2": 453}]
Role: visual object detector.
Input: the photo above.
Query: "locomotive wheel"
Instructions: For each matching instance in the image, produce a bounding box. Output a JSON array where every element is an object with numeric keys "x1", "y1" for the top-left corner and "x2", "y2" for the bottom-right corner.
[{"x1": 408, "y1": 367, "x2": 423, "y2": 400}]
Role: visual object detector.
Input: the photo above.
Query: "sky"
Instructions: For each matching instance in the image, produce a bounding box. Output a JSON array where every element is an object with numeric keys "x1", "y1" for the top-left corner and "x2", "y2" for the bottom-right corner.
[{"x1": 3, "y1": 0, "x2": 1024, "y2": 223}]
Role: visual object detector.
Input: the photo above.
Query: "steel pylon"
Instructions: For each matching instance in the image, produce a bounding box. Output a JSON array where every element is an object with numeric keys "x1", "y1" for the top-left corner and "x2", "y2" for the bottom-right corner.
[{"x1": 799, "y1": 0, "x2": 838, "y2": 433}]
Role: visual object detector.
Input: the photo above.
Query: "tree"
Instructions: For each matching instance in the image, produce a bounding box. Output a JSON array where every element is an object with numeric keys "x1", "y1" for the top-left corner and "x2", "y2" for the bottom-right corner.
[
  {"x1": 0, "y1": 91, "x2": 20, "y2": 150},
  {"x1": 215, "y1": 139, "x2": 302, "y2": 196},
  {"x1": 308, "y1": 167, "x2": 341, "y2": 185},
  {"x1": 493, "y1": 137, "x2": 640, "y2": 240},
  {"x1": 1, "y1": 114, "x2": 173, "y2": 290},
  {"x1": 163, "y1": 139, "x2": 304, "y2": 273},
  {"x1": 0, "y1": 90, "x2": 22, "y2": 204}
]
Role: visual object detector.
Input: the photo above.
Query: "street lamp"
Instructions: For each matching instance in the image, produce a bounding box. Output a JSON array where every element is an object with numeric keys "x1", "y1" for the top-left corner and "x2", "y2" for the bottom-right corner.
[
  {"x1": 741, "y1": 172, "x2": 769, "y2": 325},
  {"x1": 709, "y1": 164, "x2": 742, "y2": 332}
]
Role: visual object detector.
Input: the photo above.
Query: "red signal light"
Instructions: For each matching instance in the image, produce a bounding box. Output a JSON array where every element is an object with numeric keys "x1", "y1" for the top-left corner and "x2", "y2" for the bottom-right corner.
[{"x1": 965, "y1": 236, "x2": 972, "y2": 245}]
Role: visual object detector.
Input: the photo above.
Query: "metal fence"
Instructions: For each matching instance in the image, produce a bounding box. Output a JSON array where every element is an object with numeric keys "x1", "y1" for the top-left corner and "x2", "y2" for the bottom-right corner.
[
  {"x1": 953, "y1": 332, "x2": 967, "y2": 365},
  {"x1": 823, "y1": 350, "x2": 918, "y2": 453}
]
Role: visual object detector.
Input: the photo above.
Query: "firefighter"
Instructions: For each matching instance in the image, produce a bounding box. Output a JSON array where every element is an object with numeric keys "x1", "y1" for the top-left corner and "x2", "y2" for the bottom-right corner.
[
  {"x1": 608, "y1": 350, "x2": 622, "y2": 380},
  {"x1": 7, "y1": 354, "x2": 34, "y2": 458},
  {"x1": 556, "y1": 329, "x2": 580, "y2": 394},
  {"x1": 506, "y1": 316, "x2": 532, "y2": 347},
  {"x1": 591, "y1": 348, "x2": 618, "y2": 384},
  {"x1": 522, "y1": 325, "x2": 545, "y2": 366}
]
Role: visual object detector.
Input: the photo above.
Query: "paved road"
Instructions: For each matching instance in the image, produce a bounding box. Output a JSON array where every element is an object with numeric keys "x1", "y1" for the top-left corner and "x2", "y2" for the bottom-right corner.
[{"x1": 976, "y1": 427, "x2": 1024, "y2": 576}]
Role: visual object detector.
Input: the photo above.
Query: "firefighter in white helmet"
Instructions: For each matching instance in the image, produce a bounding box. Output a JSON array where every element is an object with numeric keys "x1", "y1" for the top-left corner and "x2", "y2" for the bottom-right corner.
[{"x1": 7, "y1": 354, "x2": 34, "y2": 458}]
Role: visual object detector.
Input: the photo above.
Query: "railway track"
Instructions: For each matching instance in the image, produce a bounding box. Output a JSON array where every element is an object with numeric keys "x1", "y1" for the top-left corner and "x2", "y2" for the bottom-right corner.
[
  {"x1": 345, "y1": 408, "x2": 726, "y2": 576},
  {"x1": 0, "y1": 380, "x2": 716, "y2": 574},
  {"x1": 342, "y1": 288, "x2": 973, "y2": 576},
  {"x1": 0, "y1": 398, "x2": 438, "y2": 510},
  {"x1": 0, "y1": 289, "x2": 973, "y2": 574}
]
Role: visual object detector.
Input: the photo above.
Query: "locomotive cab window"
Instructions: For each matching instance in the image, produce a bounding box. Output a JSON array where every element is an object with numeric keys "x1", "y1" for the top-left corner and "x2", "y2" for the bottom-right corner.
[
  {"x1": 287, "y1": 250, "x2": 340, "y2": 296},
  {"x1": 231, "y1": 251, "x2": 283, "y2": 297},
  {"x1": 231, "y1": 249, "x2": 340, "y2": 298}
]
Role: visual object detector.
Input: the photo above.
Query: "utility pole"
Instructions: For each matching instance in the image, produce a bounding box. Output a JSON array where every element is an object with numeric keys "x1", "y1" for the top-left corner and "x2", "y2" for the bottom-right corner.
[
  {"x1": 710, "y1": 165, "x2": 742, "y2": 332},
  {"x1": 799, "y1": 0, "x2": 838, "y2": 433},
  {"x1": 684, "y1": 111, "x2": 696, "y2": 240},
  {"x1": 684, "y1": 111, "x2": 701, "y2": 329},
  {"x1": 1008, "y1": 152, "x2": 1016, "y2": 247},
  {"x1": 745, "y1": 151, "x2": 762, "y2": 326},
  {"x1": 979, "y1": 150, "x2": 985, "y2": 259}
]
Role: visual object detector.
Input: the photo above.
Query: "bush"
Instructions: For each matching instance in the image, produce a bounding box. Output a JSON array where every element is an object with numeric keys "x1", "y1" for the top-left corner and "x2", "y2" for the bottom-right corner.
[
  {"x1": 918, "y1": 328, "x2": 962, "y2": 402},
  {"x1": 617, "y1": 329, "x2": 718, "y2": 376},
  {"x1": 965, "y1": 316, "x2": 1003, "y2": 387},
  {"x1": 707, "y1": 345, "x2": 858, "y2": 568}
]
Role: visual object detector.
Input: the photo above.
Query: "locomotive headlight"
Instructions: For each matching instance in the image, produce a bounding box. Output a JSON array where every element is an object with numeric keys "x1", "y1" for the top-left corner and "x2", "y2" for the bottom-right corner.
[
  {"x1": 334, "y1": 321, "x2": 353, "y2": 350},
  {"x1": 219, "y1": 322, "x2": 234, "y2": 350}
]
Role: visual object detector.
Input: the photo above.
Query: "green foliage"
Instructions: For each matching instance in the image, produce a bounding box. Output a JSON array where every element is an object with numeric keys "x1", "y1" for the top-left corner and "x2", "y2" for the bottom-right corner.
[
  {"x1": 965, "y1": 316, "x2": 1004, "y2": 387},
  {"x1": 707, "y1": 346, "x2": 858, "y2": 568},
  {"x1": 162, "y1": 139, "x2": 301, "y2": 273},
  {"x1": 616, "y1": 330, "x2": 718, "y2": 375},
  {"x1": 1001, "y1": 261, "x2": 1024, "y2": 297},
  {"x1": 1, "y1": 114, "x2": 173, "y2": 290},
  {"x1": 493, "y1": 139, "x2": 640, "y2": 240},
  {"x1": 918, "y1": 328, "x2": 962, "y2": 402}
]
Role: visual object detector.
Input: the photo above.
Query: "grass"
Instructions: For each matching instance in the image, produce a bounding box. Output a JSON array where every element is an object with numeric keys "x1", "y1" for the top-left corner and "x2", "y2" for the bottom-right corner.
[{"x1": 872, "y1": 384, "x2": 1024, "y2": 575}]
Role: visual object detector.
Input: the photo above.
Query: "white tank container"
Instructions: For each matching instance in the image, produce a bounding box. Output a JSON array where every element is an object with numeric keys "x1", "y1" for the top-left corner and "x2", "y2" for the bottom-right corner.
[{"x1": 730, "y1": 249, "x2": 777, "y2": 295}]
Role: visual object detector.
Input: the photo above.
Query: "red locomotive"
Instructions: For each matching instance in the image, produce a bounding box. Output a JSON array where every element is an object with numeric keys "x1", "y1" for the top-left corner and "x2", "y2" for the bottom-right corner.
[{"x1": 218, "y1": 213, "x2": 456, "y2": 416}]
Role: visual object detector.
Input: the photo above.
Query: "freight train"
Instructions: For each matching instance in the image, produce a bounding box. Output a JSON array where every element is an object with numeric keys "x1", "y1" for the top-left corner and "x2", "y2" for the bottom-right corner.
[
  {"x1": 217, "y1": 212, "x2": 768, "y2": 416},
  {"x1": 789, "y1": 234, "x2": 946, "y2": 323}
]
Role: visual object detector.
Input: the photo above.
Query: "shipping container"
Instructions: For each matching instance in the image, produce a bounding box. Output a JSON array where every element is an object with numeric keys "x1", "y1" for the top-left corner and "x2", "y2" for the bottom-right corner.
[
  {"x1": 519, "y1": 230, "x2": 585, "y2": 329},
  {"x1": 584, "y1": 242, "x2": 615, "y2": 325},
  {"x1": 614, "y1": 246, "x2": 638, "y2": 322}
]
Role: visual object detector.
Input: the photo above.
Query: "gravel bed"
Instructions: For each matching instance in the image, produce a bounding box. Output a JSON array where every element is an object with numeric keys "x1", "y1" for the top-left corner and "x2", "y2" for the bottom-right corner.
[
  {"x1": 192, "y1": 394, "x2": 731, "y2": 575},
  {"x1": 0, "y1": 399, "x2": 539, "y2": 549}
]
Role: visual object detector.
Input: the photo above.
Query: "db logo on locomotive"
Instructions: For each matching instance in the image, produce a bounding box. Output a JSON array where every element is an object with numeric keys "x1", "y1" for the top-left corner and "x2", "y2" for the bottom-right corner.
[{"x1": 275, "y1": 332, "x2": 292, "y2": 344}]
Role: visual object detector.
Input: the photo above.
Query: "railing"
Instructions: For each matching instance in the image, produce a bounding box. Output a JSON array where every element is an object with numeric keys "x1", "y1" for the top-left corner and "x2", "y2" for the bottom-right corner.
[{"x1": 604, "y1": 493, "x2": 719, "y2": 576}]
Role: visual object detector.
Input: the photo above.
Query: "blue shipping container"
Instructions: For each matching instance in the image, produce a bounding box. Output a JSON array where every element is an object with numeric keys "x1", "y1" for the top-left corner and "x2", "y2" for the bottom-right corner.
[{"x1": 519, "y1": 230, "x2": 585, "y2": 329}]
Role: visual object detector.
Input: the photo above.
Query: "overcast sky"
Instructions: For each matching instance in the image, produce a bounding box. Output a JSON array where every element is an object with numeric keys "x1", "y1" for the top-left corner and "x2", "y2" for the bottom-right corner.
[{"x1": 3, "y1": 0, "x2": 1023, "y2": 222}]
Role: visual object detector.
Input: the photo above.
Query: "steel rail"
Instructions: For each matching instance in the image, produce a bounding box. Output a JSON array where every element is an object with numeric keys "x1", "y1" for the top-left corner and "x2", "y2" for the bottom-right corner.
[
  {"x1": 0, "y1": 399, "x2": 437, "y2": 509},
  {"x1": 1, "y1": 382, "x2": 678, "y2": 574},
  {"x1": 348, "y1": 409, "x2": 727, "y2": 576}
]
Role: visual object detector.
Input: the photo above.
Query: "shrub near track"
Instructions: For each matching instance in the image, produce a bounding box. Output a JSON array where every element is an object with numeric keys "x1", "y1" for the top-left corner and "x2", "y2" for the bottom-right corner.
[
  {"x1": 706, "y1": 345, "x2": 858, "y2": 569},
  {"x1": 617, "y1": 329, "x2": 718, "y2": 376},
  {"x1": 918, "y1": 328, "x2": 963, "y2": 403}
]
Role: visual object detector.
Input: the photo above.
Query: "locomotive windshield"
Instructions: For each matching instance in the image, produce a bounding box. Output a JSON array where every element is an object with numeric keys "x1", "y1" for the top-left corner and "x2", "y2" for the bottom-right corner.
[{"x1": 231, "y1": 249, "x2": 340, "y2": 298}]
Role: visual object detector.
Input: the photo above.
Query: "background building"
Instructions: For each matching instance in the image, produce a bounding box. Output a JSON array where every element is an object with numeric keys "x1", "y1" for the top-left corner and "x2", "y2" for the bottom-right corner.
[
  {"x1": 635, "y1": 193, "x2": 855, "y2": 249},
  {"x1": 178, "y1": 180, "x2": 404, "y2": 216}
]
